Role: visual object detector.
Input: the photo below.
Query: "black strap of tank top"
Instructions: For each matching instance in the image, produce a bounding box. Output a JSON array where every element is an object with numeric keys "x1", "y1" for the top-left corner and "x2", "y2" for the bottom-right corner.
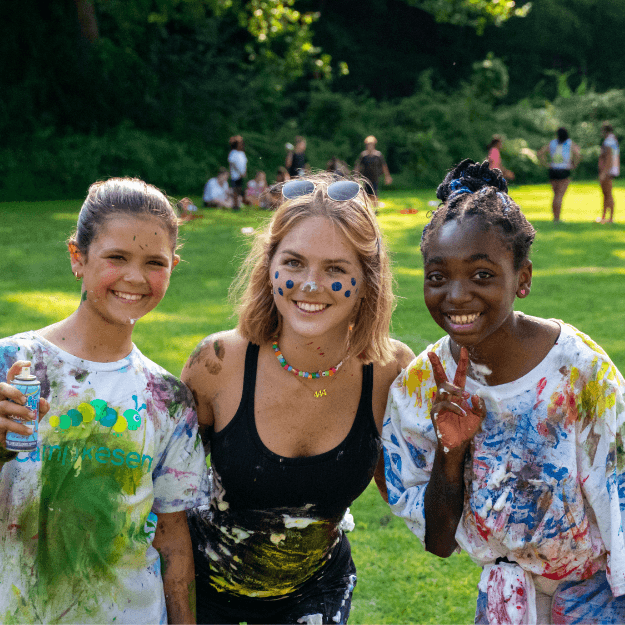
[{"x1": 241, "y1": 342, "x2": 261, "y2": 408}]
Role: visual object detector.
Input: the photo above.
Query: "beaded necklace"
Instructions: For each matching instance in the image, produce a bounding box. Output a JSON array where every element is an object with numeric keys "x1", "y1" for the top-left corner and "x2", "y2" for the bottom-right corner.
[{"x1": 272, "y1": 337, "x2": 345, "y2": 398}]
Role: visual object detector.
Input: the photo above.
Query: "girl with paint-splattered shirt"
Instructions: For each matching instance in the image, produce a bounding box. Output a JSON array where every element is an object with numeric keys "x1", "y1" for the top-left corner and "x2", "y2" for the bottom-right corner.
[
  {"x1": 383, "y1": 160, "x2": 625, "y2": 624},
  {"x1": 0, "y1": 178, "x2": 209, "y2": 624}
]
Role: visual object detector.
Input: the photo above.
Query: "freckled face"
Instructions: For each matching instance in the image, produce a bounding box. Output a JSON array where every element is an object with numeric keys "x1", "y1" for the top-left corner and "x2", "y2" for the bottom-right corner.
[
  {"x1": 270, "y1": 216, "x2": 364, "y2": 338},
  {"x1": 72, "y1": 215, "x2": 178, "y2": 328},
  {"x1": 423, "y1": 216, "x2": 527, "y2": 349}
]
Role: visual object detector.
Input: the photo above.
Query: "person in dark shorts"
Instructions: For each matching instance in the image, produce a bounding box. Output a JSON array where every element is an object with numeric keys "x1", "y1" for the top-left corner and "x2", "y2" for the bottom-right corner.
[
  {"x1": 181, "y1": 173, "x2": 414, "y2": 624},
  {"x1": 538, "y1": 127, "x2": 581, "y2": 222},
  {"x1": 355, "y1": 136, "x2": 392, "y2": 205},
  {"x1": 228, "y1": 135, "x2": 247, "y2": 210},
  {"x1": 285, "y1": 136, "x2": 309, "y2": 178}
]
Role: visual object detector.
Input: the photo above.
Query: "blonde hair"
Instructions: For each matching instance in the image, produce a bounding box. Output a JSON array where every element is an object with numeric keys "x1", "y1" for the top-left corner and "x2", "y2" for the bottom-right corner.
[
  {"x1": 232, "y1": 173, "x2": 395, "y2": 364},
  {"x1": 364, "y1": 135, "x2": 377, "y2": 145}
]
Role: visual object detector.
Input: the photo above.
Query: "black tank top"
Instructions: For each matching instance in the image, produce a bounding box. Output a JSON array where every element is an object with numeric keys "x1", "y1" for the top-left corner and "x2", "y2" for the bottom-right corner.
[
  {"x1": 188, "y1": 343, "x2": 381, "y2": 598},
  {"x1": 211, "y1": 342, "x2": 380, "y2": 518}
]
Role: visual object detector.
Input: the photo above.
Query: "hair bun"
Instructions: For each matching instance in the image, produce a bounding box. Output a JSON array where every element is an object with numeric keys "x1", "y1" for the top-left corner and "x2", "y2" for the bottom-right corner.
[{"x1": 436, "y1": 159, "x2": 508, "y2": 203}]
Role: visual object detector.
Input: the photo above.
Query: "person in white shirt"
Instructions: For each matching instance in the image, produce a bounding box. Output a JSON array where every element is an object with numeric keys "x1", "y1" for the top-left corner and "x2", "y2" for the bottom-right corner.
[
  {"x1": 203, "y1": 167, "x2": 233, "y2": 209},
  {"x1": 597, "y1": 121, "x2": 620, "y2": 223},
  {"x1": 228, "y1": 135, "x2": 247, "y2": 210}
]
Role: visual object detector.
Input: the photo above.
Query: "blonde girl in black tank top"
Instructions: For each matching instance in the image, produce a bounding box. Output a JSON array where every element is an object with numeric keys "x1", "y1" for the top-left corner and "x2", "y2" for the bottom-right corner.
[{"x1": 182, "y1": 173, "x2": 414, "y2": 624}]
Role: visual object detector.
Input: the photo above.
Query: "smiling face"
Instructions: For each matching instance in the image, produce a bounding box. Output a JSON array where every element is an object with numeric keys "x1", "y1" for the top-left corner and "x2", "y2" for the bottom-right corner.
[
  {"x1": 269, "y1": 216, "x2": 364, "y2": 340},
  {"x1": 423, "y1": 215, "x2": 531, "y2": 350},
  {"x1": 71, "y1": 214, "x2": 179, "y2": 328}
]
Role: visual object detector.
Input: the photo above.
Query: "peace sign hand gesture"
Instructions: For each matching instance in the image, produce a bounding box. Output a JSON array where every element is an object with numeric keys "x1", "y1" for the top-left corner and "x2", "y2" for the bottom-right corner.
[{"x1": 427, "y1": 347, "x2": 486, "y2": 455}]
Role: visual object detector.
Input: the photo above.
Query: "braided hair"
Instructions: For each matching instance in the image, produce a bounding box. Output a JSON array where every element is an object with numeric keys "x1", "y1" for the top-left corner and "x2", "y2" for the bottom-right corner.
[{"x1": 421, "y1": 159, "x2": 536, "y2": 270}]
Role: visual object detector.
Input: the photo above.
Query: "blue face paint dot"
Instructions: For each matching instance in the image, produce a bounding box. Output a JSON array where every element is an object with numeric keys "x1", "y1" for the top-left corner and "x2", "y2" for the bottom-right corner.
[
  {"x1": 286, "y1": 280, "x2": 294, "y2": 289},
  {"x1": 345, "y1": 290, "x2": 351, "y2": 298},
  {"x1": 331, "y1": 282, "x2": 343, "y2": 292},
  {"x1": 275, "y1": 271, "x2": 279, "y2": 279},
  {"x1": 278, "y1": 287, "x2": 284, "y2": 296},
  {"x1": 351, "y1": 278, "x2": 356, "y2": 286}
]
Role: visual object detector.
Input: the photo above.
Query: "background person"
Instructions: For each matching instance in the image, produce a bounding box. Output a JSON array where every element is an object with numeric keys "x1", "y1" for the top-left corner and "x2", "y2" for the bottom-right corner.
[
  {"x1": 383, "y1": 159, "x2": 625, "y2": 624},
  {"x1": 537, "y1": 126, "x2": 581, "y2": 222},
  {"x1": 354, "y1": 135, "x2": 392, "y2": 204},
  {"x1": 0, "y1": 177, "x2": 208, "y2": 624},
  {"x1": 182, "y1": 173, "x2": 414, "y2": 624},
  {"x1": 486, "y1": 134, "x2": 515, "y2": 181},
  {"x1": 228, "y1": 135, "x2": 247, "y2": 210},
  {"x1": 597, "y1": 121, "x2": 620, "y2": 223},
  {"x1": 203, "y1": 167, "x2": 233, "y2": 208},
  {"x1": 285, "y1": 135, "x2": 308, "y2": 178},
  {"x1": 244, "y1": 170, "x2": 268, "y2": 207}
]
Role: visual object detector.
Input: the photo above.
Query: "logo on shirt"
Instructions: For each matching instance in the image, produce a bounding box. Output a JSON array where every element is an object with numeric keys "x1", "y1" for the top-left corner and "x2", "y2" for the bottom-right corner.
[{"x1": 48, "y1": 395, "x2": 146, "y2": 435}]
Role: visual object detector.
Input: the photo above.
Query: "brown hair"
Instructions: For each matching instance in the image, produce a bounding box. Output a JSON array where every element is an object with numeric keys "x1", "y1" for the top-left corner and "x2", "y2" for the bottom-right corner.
[
  {"x1": 70, "y1": 177, "x2": 179, "y2": 256},
  {"x1": 232, "y1": 172, "x2": 395, "y2": 364}
]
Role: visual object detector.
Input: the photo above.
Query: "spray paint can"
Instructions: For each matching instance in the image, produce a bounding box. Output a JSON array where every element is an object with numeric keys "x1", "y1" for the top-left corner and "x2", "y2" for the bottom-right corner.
[{"x1": 5, "y1": 366, "x2": 40, "y2": 452}]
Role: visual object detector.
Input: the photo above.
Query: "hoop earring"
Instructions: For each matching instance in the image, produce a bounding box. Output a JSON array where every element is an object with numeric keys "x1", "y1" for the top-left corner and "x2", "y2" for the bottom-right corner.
[{"x1": 74, "y1": 272, "x2": 81, "y2": 281}]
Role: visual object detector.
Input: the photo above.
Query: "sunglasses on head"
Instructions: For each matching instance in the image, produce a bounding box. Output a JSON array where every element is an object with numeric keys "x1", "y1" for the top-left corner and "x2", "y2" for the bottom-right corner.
[{"x1": 282, "y1": 179, "x2": 362, "y2": 202}]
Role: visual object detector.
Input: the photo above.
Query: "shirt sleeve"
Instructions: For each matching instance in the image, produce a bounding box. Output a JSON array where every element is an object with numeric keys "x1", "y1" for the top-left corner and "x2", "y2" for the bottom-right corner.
[
  {"x1": 575, "y1": 343, "x2": 625, "y2": 596},
  {"x1": 382, "y1": 352, "x2": 439, "y2": 544},
  {"x1": 151, "y1": 389, "x2": 210, "y2": 513}
]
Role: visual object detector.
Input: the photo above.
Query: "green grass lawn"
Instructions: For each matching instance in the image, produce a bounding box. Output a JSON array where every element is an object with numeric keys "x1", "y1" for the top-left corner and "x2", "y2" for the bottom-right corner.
[{"x1": 1, "y1": 180, "x2": 624, "y2": 624}]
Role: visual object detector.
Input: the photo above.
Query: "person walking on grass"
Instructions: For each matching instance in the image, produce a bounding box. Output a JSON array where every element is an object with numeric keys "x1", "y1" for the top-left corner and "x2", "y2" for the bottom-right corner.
[
  {"x1": 538, "y1": 127, "x2": 581, "y2": 222},
  {"x1": 597, "y1": 122, "x2": 620, "y2": 224},
  {"x1": 182, "y1": 173, "x2": 414, "y2": 624},
  {"x1": 0, "y1": 177, "x2": 208, "y2": 624},
  {"x1": 384, "y1": 159, "x2": 625, "y2": 624}
]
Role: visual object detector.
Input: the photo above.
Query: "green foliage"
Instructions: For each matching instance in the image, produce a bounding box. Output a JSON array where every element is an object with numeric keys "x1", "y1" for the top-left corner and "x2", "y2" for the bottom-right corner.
[{"x1": 406, "y1": 0, "x2": 531, "y2": 33}]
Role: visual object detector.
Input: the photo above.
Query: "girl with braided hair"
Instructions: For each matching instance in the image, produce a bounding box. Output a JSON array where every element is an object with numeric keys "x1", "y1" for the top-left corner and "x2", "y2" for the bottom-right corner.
[{"x1": 383, "y1": 159, "x2": 625, "y2": 623}]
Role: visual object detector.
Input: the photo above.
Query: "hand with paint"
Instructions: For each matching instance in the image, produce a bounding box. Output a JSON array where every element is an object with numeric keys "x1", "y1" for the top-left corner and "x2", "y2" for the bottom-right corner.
[
  {"x1": 427, "y1": 347, "x2": 485, "y2": 453},
  {"x1": 0, "y1": 360, "x2": 49, "y2": 449}
]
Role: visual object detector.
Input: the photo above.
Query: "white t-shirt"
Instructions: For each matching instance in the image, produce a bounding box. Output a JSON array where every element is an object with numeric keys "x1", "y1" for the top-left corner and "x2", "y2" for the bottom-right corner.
[
  {"x1": 0, "y1": 332, "x2": 210, "y2": 624},
  {"x1": 228, "y1": 150, "x2": 247, "y2": 181},
  {"x1": 383, "y1": 321, "x2": 625, "y2": 602},
  {"x1": 203, "y1": 177, "x2": 229, "y2": 203},
  {"x1": 603, "y1": 133, "x2": 621, "y2": 177}
]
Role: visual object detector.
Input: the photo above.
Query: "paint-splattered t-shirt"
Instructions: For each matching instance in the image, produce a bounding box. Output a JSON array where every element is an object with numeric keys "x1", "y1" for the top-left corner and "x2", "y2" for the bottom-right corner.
[
  {"x1": 0, "y1": 332, "x2": 209, "y2": 625},
  {"x1": 383, "y1": 322, "x2": 625, "y2": 602}
]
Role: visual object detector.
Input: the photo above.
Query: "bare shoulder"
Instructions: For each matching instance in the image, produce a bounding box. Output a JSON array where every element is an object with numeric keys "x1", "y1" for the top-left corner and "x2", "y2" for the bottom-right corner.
[
  {"x1": 182, "y1": 329, "x2": 247, "y2": 380},
  {"x1": 374, "y1": 339, "x2": 416, "y2": 389}
]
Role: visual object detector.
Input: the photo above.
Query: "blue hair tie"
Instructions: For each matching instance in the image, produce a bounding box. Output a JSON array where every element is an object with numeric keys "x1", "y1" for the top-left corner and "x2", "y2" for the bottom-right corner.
[{"x1": 497, "y1": 192, "x2": 512, "y2": 213}]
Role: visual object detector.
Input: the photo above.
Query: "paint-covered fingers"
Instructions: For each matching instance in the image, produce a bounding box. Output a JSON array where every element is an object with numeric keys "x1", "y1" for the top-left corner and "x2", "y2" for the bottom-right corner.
[
  {"x1": 428, "y1": 352, "x2": 449, "y2": 387},
  {"x1": 453, "y1": 347, "x2": 469, "y2": 388}
]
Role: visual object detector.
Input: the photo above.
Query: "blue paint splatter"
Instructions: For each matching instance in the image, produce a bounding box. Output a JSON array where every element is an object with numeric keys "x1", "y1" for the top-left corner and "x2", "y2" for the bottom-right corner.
[
  {"x1": 331, "y1": 282, "x2": 343, "y2": 292},
  {"x1": 275, "y1": 271, "x2": 279, "y2": 279},
  {"x1": 345, "y1": 290, "x2": 351, "y2": 297},
  {"x1": 286, "y1": 280, "x2": 294, "y2": 289},
  {"x1": 278, "y1": 287, "x2": 284, "y2": 296},
  {"x1": 351, "y1": 278, "x2": 356, "y2": 286}
]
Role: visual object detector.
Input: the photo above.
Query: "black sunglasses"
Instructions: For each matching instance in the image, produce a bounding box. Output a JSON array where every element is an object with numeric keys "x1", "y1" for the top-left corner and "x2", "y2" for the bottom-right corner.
[{"x1": 282, "y1": 179, "x2": 361, "y2": 202}]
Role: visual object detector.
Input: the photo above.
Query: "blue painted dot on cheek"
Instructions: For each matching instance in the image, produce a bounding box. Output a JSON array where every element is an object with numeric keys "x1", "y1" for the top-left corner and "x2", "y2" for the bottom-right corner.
[
  {"x1": 345, "y1": 290, "x2": 351, "y2": 298},
  {"x1": 331, "y1": 282, "x2": 343, "y2": 292},
  {"x1": 351, "y1": 278, "x2": 356, "y2": 286},
  {"x1": 278, "y1": 287, "x2": 284, "y2": 296},
  {"x1": 286, "y1": 280, "x2": 294, "y2": 289},
  {"x1": 275, "y1": 271, "x2": 279, "y2": 279}
]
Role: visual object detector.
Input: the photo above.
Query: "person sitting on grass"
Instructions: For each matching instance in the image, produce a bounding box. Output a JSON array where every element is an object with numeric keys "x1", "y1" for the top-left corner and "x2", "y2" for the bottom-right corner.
[
  {"x1": 245, "y1": 170, "x2": 269, "y2": 207},
  {"x1": 383, "y1": 159, "x2": 625, "y2": 624},
  {"x1": 203, "y1": 167, "x2": 233, "y2": 209}
]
